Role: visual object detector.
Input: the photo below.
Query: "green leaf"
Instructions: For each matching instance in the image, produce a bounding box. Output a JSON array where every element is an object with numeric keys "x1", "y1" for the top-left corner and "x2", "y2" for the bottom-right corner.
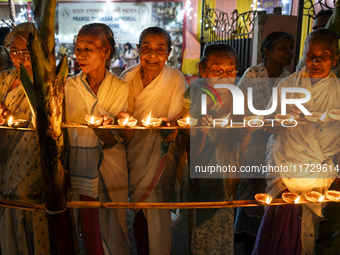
[
  {"x1": 20, "y1": 64, "x2": 37, "y2": 128},
  {"x1": 328, "y1": 21, "x2": 340, "y2": 38},
  {"x1": 325, "y1": 1, "x2": 340, "y2": 38}
]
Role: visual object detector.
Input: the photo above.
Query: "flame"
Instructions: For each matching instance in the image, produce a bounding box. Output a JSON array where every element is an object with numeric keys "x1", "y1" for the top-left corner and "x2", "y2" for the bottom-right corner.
[
  {"x1": 253, "y1": 115, "x2": 260, "y2": 125},
  {"x1": 221, "y1": 113, "x2": 231, "y2": 128},
  {"x1": 123, "y1": 117, "x2": 129, "y2": 126},
  {"x1": 146, "y1": 111, "x2": 152, "y2": 125},
  {"x1": 294, "y1": 196, "x2": 300, "y2": 203},
  {"x1": 289, "y1": 115, "x2": 294, "y2": 123},
  {"x1": 90, "y1": 116, "x2": 95, "y2": 124},
  {"x1": 320, "y1": 110, "x2": 328, "y2": 121},
  {"x1": 318, "y1": 195, "x2": 324, "y2": 202},
  {"x1": 186, "y1": 117, "x2": 190, "y2": 124},
  {"x1": 265, "y1": 196, "x2": 272, "y2": 204},
  {"x1": 8, "y1": 116, "x2": 13, "y2": 124}
]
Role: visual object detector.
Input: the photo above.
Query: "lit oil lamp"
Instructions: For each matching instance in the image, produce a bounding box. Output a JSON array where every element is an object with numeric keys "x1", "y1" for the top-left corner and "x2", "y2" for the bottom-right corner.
[
  {"x1": 118, "y1": 117, "x2": 137, "y2": 127},
  {"x1": 84, "y1": 115, "x2": 104, "y2": 127},
  {"x1": 255, "y1": 193, "x2": 273, "y2": 205},
  {"x1": 177, "y1": 117, "x2": 198, "y2": 128},
  {"x1": 213, "y1": 113, "x2": 231, "y2": 127},
  {"x1": 244, "y1": 115, "x2": 264, "y2": 127},
  {"x1": 294, "y1": 196, "x2": 301, "y2": 204},
  {"x1": 305, "y1": 110, "x2": 328, "y2": 122},
  {"x1": 329, "y1": 109, "x2": 340, "y2": 120},
  {"x1": 141, "y1": 112, "x2": 162, "y2": 127},
  {"x1": 274, "y1": 113, "x2": 295, "y2": 126},
  {"x1": 325, "y1": 190, "x2": 340, "y2": 202},
  {"x1": 282, "y1": 192, "x2": 300, "y2": 204},
  {"x1": 305, "y1": 191, "x2": 323, "y2": 203},
  {"x1": 7, "y1": 116, "x2": 29, "y2": 128}
]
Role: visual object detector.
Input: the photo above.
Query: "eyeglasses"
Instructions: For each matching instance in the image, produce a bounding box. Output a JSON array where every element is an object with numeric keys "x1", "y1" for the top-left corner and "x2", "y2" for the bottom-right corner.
[
  {"x1": 207, "y1": 67, "x2": 238, "y2": 77},
  {"x1": 6, "y1": 46, "x2": 30, "y2": 60}
]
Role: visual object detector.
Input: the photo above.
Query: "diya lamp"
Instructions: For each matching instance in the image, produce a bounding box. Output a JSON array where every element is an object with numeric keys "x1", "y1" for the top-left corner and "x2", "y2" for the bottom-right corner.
[
  {"x1": 213, "y1": 113, "x2": 231, "y2": 127},
  {"x1": 305, "y1": 110, "x2": 328, "y2": 122},
  {"x1": 282, "y1": 192, "x2": 300, "y2": 204},
  {"x1": 325, "y1": 190, "x2": 340, "y2": 202},
  {"x1": 274, "y1": 113, "x2": 296, "y2": 126},
  {"x1": 244, "y1": 115, "x2": 265, "y2": 127},
  {"x1": 84, "y1": 115, "x2": 104, "y2": 127},
  {"x1": 305, "y1": 191, "x2": 324, "y2": 203},
  {"x1": 7, "y1": 116, "x2": 29, "y2": 128},
  {"x1": 118, "y1": 117, "x2": 137, "y2": 127},
  {"x1": 329, "y1": 109, "x2": 340, "y2": 121},
  {"x1": 255, "y1": 193, "x2": 273, "y2": 205},
  {"x1": 177, "y1": 117, "x2": 198, "y2": 128},
  {"x1": 141, "y1": 112, "x2": 162, "y2": 127}
]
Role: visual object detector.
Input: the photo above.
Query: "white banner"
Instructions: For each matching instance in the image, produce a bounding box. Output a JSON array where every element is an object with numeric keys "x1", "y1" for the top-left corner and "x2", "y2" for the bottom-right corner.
[{"x1": 58, "y1": 2, "x2": 152, "y2": 44}]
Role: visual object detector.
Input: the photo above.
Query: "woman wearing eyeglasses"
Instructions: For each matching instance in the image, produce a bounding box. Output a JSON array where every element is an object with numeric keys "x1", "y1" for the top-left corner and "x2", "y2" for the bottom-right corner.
[
  {"x1": 183, "y1": 43, "x2": 256, "y2": 254},
  {"x1": 64, "y1": 23, "x2": 130, "y2": 255},
  {"x1": 234, "y1": 31, "x2": 295, "y2": 254},
  {"x1": 0, "y1": 22, "x2": 52, "y2": 255}
]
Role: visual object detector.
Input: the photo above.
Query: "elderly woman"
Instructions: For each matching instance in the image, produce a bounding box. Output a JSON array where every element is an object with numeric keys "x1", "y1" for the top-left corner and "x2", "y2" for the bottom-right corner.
[
  {"x1": 64, "y1": 23, "x2": 130, "y2": 255},
  {"x1": 184, "y1": 43, "x2": 256, "y2": 254},
  {"x1": 0, "y1": 22, "x2": 51, "y2": 254},
  {"x1": 253, "y1": 29, "x2": 340, "y2": 255},
  {"x1": 119, "y1": 27, "x2": 187, "y2": 255},
  {"x1": 235, "y1": 31, "x2": 294, "y2": 251}
]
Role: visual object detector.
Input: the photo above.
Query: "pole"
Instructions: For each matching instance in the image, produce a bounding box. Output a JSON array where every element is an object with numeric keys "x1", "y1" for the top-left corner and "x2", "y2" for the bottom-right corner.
[
  {"x1": 8, "y1": 0, "x2": 16, "y2": 22},
  {"x1": 200, "y1": 0, "x2": 205, "y2": 59}
]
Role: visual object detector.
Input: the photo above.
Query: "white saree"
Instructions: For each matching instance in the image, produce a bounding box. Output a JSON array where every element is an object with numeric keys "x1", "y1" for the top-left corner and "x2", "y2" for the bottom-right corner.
[
  {"x1": 65, "y1": 70, "x2": 129, "y2": 254},
  {"x1": 0, "y1": 69, "x2": 50, "y2": 255},
  {"x1": 121, "y1": 63, "x2": 187, "y2": 255},
  {"x1": 266, "y1": 68, "x2": 340, "y2": 254}
]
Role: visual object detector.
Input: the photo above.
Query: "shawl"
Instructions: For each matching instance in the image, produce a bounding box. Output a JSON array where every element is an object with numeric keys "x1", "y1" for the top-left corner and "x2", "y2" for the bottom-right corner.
[
  {"x1": 265, "y1": 68, "x2": 340, "y2": 254},
  {"x1": 121, "y1": 63, "x2": 187, "y2": 204},
  {"x1": 268, "y1": 68, "x2": 340, "y2": 196},
  {"x1": 121, "y1": 63, "x2": 186, "y2": 255},
  {"x1": 0, "y1": 68, "x2": 38, "y2": 198},
  {"x1": 65, "y1": 70, "x2": 128, "y2": 198}
]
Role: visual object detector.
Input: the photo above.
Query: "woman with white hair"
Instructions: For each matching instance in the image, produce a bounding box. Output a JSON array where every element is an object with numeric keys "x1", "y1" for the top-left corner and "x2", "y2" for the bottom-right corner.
[{"x1": 0, "y1": 22, "x2": 51, "y2": 255}]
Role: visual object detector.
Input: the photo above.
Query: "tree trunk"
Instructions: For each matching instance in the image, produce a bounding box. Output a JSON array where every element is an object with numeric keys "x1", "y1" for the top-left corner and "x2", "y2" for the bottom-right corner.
[{"x1": 19, "y1": 0, "x2": 77, "y2": 254}]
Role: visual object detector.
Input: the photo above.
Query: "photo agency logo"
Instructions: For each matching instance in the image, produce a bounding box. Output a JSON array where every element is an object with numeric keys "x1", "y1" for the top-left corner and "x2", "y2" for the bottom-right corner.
[{"x1": 200, "y1": 84, "x2": 312, "y2": 127}]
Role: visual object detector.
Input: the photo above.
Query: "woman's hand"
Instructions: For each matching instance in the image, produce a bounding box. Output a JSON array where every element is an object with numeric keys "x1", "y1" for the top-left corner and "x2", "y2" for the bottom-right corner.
[
  {"x1": 117, "y1": 111, "x2": 130, "y2": 120},
  {"x1": 0, "y1": 101, "x2": 11, "y2": 117},
  {"x1": 159, "y1": 117, "x2": 178, "y2": 142},
  {"x1": 198, "y1": 114, "x2": 213, "y2": 135},
  {"x1": 102, "y1": 114, "x2": 113, "y2": 125},
  {"x1": 93, "y1": 115, "x2": 115, "y2": 147},
  {"x1": 116, "y1": 112, "x2": 134, "y2": 142}
]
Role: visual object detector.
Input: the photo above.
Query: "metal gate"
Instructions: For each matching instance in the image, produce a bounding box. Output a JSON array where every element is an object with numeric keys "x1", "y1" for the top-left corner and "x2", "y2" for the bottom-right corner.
[{"x1": 200, "y1": 0, "x2": 336, "y2": 75}]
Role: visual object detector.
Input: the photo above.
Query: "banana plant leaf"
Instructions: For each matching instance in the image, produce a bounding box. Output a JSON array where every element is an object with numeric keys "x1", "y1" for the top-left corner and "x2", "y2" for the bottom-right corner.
[{"x1": 326, "y1": 1, "x2": 340, "y2": 38}]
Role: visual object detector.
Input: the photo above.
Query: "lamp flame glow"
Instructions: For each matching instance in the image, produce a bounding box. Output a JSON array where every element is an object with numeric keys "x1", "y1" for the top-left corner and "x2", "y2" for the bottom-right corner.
[
  {"x1": 8, "y1": 116, "x2": 13, "y2": 125},
  {"x1": 123, "y1": 117, "x2": 129, "y2": 126},
  {"x1": 90, "y1": 116, "x2": 95, "y2": 124},
  {"x1": 320, "y1": 110, "x2": 328, "y2": 121},
  {"x1": 318, "y1": 195, "x2": 324, "y2": 202},
  {"x1": 265, "y1": 196, "x2": 272, "y2": 204},
  {"x1": 221, "y1": 113, "x2": 231, "y2": 128},
  {"x1": 294, "y1": 196, "x2": 300, "y2": 203},
  {"x1": 146, "y1": 111, "x2": 152, "y2": 126},
  {"x1": 186, "y1": 117, "x2": 190, "y2": 124}
]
